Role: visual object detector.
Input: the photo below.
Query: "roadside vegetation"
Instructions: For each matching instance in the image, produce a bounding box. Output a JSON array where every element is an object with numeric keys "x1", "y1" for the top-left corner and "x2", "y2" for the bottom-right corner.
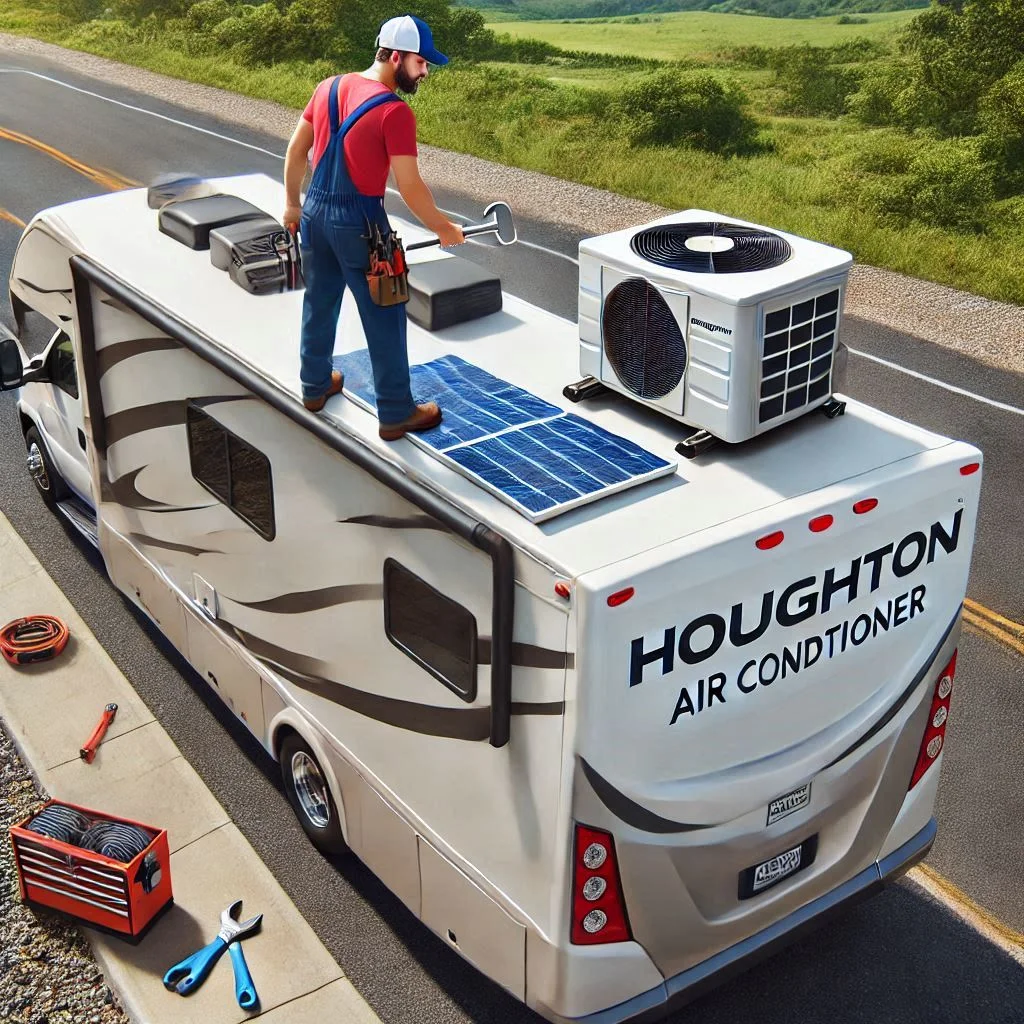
[{"x1": 0, "y1": 0, "x2": 1021, "y2": 304}]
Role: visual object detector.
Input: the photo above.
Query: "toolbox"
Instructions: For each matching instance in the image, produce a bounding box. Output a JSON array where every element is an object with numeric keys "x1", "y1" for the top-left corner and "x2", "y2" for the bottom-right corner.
[
  {"x1": 9, "y1": 799, "x2": 173, "y2": 942},
  {"x1": 407, "y1": 258, "x2": 503, "y2": 331},
  {"x1": 158, "y1": 194, "x2": 269, "y2": 251},
  {"x1": 209, "y1": 216, "x2": 283, "y2": 271}
]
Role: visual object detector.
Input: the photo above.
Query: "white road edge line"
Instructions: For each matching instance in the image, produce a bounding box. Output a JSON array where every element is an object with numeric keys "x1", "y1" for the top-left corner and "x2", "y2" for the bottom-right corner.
[
  {"x1": 3, "y1": 67, "x2": 1020, "y2": 414},
  {"x1": 847, "y1": 348, "x2": 1024, "y2": 416}
]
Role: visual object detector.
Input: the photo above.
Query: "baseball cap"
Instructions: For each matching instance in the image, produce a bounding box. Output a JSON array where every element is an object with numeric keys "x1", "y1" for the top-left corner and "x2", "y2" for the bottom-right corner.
[{"x1": 376, "y1": 14, "x2": 449, "y2": 66}]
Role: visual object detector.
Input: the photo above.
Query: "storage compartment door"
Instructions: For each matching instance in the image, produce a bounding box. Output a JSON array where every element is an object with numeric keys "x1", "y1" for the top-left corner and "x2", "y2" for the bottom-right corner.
[
  {"x1": 184, "y1": 609, "x2": 266, "y2": 740},
  {"x1": 419, "y1": 839, "x2": 526, "y2": 1001}
]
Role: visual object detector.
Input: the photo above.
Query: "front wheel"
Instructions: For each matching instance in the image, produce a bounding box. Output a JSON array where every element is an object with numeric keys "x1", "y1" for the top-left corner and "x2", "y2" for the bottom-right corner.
[
  {"x1": 280, "y1": 733, "x2": 348, "y2": 856},
  {"x1": 24, "y1": 426, "x2": 69, "y2": 509}
]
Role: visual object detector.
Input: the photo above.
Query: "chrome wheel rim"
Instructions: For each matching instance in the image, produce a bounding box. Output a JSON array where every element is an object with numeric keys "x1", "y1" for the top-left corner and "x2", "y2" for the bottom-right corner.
[
  {"x1": 291, "y1": 751, "x2": 330, "y2": 828},
  {"x1": 26, "y1": 443, "x2": 50, "y2": 491}
]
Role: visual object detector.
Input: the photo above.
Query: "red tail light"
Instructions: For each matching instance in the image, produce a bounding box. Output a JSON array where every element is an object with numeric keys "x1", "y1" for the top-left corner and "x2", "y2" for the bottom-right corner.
[
  {"x1": 571, "y1": 824, "x2": 631, "y2": 944},
  {"x1": 909, "y1": 650, "x2": 957, "y2": 790}
]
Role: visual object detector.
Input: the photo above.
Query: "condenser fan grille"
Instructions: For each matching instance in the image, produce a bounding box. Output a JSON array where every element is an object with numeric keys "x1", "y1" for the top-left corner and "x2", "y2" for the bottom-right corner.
[
  {"x1": 603, "y1": 279, "x2": 686, "y2": 400},
  {"x1": 630, "y1": 222, "x2": 793, "y2": 274}
]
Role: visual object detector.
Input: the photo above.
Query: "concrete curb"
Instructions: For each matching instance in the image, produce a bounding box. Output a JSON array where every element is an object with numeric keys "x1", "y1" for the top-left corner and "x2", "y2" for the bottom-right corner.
[{"x1": 0, "y1": 509, "x2": 382, "y2": 1024}]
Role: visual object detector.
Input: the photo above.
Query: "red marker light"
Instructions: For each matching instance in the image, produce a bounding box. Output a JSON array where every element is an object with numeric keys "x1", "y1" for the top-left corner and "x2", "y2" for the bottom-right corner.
[
  {"x1": 960, "y1": 463, "x2": 980, "y2": 476},
  {"x1": 853, "y1": 498, "x2": 878, "y2": 514},
  {"x1": 809, "y1": 514, "x2": 834, "y2": 533},
  {"x1": 555, "y1": 581, "x2": 571, "y2": 599},
  {"x1": 755, "y1": 531, "x2": 784, "y2": 550},
  {"x1": 607, "y1": 587, "x2": 634, "y2": 607}
]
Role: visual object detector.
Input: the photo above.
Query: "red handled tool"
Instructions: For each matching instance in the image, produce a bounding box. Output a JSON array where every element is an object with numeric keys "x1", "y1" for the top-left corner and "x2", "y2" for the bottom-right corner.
[{"x1": 80, "y1": 703, "x2": 118, "y2": 764}]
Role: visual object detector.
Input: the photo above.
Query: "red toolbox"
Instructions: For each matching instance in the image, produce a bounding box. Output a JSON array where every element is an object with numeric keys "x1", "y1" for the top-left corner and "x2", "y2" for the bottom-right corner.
[{"x1": 9, "y1": 799, "x2": 173, "y2": 941}]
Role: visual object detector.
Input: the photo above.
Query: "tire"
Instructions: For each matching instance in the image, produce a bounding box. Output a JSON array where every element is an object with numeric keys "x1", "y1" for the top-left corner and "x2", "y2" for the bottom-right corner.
[
  {"x1": 24, "y1": 426, "x2": 69, "y2": 509},
  {"x1": 280, "y1": 733, "x2": 348, "y2": 855}
]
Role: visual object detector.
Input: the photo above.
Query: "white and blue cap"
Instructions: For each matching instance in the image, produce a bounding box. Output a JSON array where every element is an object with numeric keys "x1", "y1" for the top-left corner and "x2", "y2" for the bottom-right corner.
[{"x1": 376, "y1": 14, "x2": 449, "y2": 66}]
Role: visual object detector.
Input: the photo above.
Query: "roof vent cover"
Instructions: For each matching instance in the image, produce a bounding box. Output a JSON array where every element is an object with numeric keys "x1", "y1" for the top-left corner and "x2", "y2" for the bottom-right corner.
[{"x1": 630, "y1": 222, "x2": 792, "y2": 274}]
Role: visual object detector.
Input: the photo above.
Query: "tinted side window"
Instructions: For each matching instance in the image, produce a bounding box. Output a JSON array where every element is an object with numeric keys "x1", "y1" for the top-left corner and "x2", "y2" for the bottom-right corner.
[
  {"x1": 186, "y1": 402, "x2": 275, "y2": 540},
  {"x1": 384, "y1": 559, "x2": 477, "y2": 701},
  {"x1": 48, "y1": 332, "x2": 78, "y2": 399}
]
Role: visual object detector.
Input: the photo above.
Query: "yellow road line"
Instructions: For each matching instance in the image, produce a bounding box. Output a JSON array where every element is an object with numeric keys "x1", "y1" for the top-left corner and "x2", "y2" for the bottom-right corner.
[
  {"x1": 909, "y1": 863, "x2": 1024, "y2": 963},
  {"x1": 0, "y1": 125, "x2": 139, "y2": 191},
  {"x1": 0, "y1": 206, "x2": 25, "y2": 228},
  {"x1": 962, "y1": 604, "x2": 1024, "y2": 658},
  {"x1": 964, "y1": 599, "x2": 1024, "y2": 639}
]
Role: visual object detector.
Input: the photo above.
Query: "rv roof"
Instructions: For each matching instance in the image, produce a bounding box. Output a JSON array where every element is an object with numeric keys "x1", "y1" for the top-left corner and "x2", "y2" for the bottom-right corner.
[{"x1": 37, "y1": 174, "x2": 954, "y2": 578}]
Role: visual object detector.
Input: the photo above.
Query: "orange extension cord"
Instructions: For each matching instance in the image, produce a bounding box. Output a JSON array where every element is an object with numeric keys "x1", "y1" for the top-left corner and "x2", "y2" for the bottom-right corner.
[{"x1": 0, "y1": 615, "x2": 70, "y2": 665}]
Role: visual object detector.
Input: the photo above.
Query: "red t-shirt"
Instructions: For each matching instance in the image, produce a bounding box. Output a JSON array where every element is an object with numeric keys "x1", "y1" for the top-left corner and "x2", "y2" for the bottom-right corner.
[{"x1": 302, "y1": 74, "x2": 417, "y2": 196}]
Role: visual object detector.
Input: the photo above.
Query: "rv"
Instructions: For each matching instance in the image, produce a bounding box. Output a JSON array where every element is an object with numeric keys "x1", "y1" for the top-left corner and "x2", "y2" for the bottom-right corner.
[{"x1": 1, "y1": 174, "x2": 981, "y2": 1022}]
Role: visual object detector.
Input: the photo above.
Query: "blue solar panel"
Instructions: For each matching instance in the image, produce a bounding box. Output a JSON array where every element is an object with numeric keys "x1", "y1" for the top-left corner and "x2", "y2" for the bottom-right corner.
[
  {"x1": 331, "y1": 350, "x2": 676, "y2": 522},
  {"x1": 334, "y1": 351, "x2": 560, "y2": 451}
]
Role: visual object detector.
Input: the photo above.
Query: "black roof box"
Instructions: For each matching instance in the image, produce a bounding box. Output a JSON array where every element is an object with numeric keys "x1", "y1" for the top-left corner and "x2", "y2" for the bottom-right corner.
[{"x1": 158, "y1": 194, "x2": 269, "y2": 251}]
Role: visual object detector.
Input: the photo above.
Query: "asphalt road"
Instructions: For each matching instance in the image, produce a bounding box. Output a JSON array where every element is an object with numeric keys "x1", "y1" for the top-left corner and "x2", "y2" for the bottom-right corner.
[{"x1": 2, "y1": 51, "x2": 1023, "y2": 1024}]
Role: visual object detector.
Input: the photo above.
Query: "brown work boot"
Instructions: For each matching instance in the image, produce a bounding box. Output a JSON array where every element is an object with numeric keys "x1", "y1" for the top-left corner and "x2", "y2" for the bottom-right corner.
[
  {"x1": 303, "y1": 370, "x2": 344, "y2": 412},
  {"x1": 378, "y1": 402, "x2": 442, "y2": 441}
]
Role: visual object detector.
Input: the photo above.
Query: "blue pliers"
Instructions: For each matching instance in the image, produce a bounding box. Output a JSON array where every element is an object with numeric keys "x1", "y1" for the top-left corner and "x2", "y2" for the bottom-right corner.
[{"x1": 163, "y1": 900, "x2": 263, "y2": 1010}]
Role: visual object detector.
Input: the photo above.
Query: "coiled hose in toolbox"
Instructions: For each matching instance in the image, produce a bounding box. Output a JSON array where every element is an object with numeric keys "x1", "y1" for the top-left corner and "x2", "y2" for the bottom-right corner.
[{"x1": 1, "y1": 615, "x2": 69, "y2": 665}]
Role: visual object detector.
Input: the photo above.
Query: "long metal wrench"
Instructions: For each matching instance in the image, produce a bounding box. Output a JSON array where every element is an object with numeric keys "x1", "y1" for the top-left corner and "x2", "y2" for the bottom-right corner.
[{"x1": 406, "y1": 201, "x2": 517, "y2": 251}]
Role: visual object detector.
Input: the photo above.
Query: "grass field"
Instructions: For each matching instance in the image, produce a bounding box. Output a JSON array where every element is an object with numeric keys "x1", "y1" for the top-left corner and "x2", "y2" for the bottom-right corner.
[
  {"x1": 487, "y1": 10, "x2": 919, "y2": 61},
  {"x1": 1, "y1": 5, "x2": 1022, "y2": 304}
]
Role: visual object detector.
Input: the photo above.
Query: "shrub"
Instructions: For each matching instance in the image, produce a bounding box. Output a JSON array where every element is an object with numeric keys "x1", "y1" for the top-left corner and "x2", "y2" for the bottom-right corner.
[
  {"x1": 768, "y1": 44, "x2": 864, "y2": 118},
  {"x1": 866, "y1": 136, "x2": 996, "y2": 230},
  {"x1": 617, "y1": 67, "x2": 759, "y2": 154},
  {"x1": 980, "y1": 58, "x2": 1024, "y2": 194}
]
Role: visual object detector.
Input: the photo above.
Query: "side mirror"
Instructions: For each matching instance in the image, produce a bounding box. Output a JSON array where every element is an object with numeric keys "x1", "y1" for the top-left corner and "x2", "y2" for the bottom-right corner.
[{"x1": 0, "y1": 333, "x2": 25, "y2": 391}]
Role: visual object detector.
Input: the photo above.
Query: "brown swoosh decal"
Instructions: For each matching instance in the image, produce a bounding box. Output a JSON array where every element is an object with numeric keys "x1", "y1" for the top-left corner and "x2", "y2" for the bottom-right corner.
[
  {"x1": 580, "y1": 758, "x2": 711, "y2": 834},
  {"x1": 231, "y1": 584, "x2": 383, "y2": 614},
  {"x1": 106, "y1": 395, "x2": 252, "y2": 446},
  {"x1": 104, "y1": 466, "x2": 213, "y2": 514},
  {"x1": 15, "y1": 278, "x2": 72, "y2": 301},
  {"x1": 97, "y1": 337, "x2": 181, "y2": 377},
  {"x1": 106, "y1": 400, "x2": 185, "y2": 445},
  {"x1": 99, "y1": 296, "x2": 135, "y2": 314},
  {"x1": 338, "y1": 514, "x2": 449, "y2": 532},
  {"x1": 229, "y1": 626, "x2": 562, "y2": 740},
  {"x1": 478, "y1": 638, "x2": 574, "y2": 670},
  {"x1": 128, "y1": 532, "x2": 223, "y2": 557}
]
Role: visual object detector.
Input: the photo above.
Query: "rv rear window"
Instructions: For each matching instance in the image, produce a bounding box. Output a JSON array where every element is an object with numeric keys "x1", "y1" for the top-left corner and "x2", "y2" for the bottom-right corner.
[
  {"x1": 383, "y1": 559, "x2": 477, "y2": 702},
  {"x1": 186, "y1": 402, "x2": 275, "y2": 540}
]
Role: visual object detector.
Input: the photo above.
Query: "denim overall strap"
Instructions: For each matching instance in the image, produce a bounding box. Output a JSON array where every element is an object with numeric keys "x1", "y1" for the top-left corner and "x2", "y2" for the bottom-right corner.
[{"x1": 306, "y1": 79, "x2": 401, "y2": 208}]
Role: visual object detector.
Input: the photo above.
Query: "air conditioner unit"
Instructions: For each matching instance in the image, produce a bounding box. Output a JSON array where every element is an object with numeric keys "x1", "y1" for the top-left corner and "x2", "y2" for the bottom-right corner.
[{"x1": 576, "y1": 211, "x2": 853, "y2": 445}]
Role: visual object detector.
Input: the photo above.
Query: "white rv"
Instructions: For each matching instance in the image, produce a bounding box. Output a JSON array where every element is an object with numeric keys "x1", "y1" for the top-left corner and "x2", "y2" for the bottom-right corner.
[{"x1": 1, "y1": 174, "x2": 982, "y2": 1022}]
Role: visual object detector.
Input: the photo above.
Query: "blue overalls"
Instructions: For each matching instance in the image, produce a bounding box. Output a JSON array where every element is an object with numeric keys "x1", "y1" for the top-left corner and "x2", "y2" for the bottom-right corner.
[{"x1": 299, "y1": 77, "x2": 415, "y2": 424}]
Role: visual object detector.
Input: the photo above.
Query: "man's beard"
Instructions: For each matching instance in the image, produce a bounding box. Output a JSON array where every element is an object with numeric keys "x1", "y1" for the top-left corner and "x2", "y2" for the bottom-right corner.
[{"x1": 395, "y1": 65, "x2": 420, "y2": 95}]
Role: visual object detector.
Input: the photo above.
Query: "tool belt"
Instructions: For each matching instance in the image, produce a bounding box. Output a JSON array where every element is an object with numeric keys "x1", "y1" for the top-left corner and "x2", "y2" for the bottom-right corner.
[{"x1": 365, "y1": 222, "x2": 409, "y2": 307}]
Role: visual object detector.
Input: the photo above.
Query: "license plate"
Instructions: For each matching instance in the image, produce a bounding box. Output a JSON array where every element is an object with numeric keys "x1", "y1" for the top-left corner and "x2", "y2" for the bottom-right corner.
[
  {"x1": 738, "y1": 835, "x2": 818, "y2": 899},
  {"x1": 767, "y1": 782, "x2": 811, "y2": 825}
]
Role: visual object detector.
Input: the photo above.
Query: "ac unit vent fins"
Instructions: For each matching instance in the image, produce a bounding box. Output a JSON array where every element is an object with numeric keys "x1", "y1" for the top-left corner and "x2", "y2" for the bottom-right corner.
[
  {"x1": 603, "y1": 278, "x2": 686, "y2": 400},
  {"x1": 759, "y1": 288, "x2": 839, "y2": 423},
  {"x1": 630, "y1": 223, "x2": 793, "y2": 274}
]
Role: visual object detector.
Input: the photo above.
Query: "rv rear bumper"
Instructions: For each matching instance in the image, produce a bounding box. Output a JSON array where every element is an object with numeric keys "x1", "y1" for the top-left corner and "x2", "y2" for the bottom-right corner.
[{"x1": 541, "y1": 818, "x2": 936, "y2": 1024}]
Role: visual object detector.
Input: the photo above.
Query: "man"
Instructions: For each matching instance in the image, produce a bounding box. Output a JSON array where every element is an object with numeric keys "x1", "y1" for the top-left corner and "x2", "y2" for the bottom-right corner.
[{"x1": 283, "y1": 14, "x2": 464, "y2": 438}]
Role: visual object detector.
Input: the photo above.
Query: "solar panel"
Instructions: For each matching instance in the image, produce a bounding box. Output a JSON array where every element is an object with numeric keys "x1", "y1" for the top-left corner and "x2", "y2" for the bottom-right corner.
[
  {"x1": 334, "y1": 350, "x2": 561, "y2": 451},
  {"x1": 333, "y1": 351, "x2": 676, "y2": 522}
]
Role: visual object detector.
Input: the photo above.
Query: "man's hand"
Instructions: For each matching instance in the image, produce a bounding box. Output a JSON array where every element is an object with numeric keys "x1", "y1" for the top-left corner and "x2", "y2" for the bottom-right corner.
[
  {"x1": 283, "y1": 204, "x2": 302, "y2": 233},
  {"x1": 436, "y1": 221, "x2": 465, "y2": 248}
]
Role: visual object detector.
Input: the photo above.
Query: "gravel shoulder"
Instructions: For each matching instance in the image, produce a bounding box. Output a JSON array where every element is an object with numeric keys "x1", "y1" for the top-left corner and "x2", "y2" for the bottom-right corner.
[
  {"x1": 0, "y1": 719, "x2": 130, "y2": 1024},
  {"x1": 2, "y1": 31, "x2": 1022, "y2": 378}
]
